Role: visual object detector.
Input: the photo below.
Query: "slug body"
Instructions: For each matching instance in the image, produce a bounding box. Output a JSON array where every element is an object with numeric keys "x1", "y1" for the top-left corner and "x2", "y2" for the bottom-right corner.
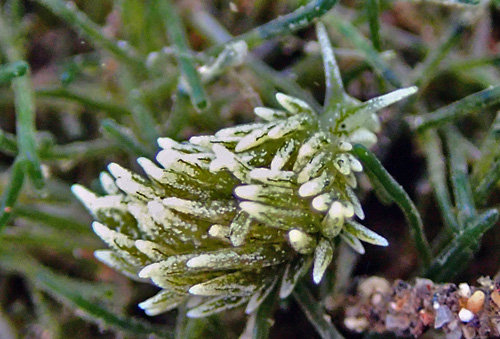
[{"x1": 72, "y1": 23, "x2": 417, "y2": 317}]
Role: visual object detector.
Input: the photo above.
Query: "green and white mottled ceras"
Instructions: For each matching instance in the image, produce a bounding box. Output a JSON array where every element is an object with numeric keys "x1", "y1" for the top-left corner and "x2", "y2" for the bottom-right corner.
[{"x1": 72, "y1": 22, "x2": 417, "y2": 318}]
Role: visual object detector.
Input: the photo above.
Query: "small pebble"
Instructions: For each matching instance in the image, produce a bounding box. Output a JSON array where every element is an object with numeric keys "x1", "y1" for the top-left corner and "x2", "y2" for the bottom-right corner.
[
  {"x1": 434, "y1": 305, "x2": 453, "y2": 328},
  {"x1": 495, "y1": 320, "x2": 500, "y2": 334},
  {"x1": 462, "y1": 326, "x2": 476, "y2": 339},
  {"x1": 458, "y1": 308, "x2": 474, "y2": 323},
  {"x1": 458, "y1": 283, "x2": 471, "y2": 298},
  {"x1": 415, "y1": 278, "x2": 434, "y2": 297},
  {"x1": 490, "y1": 290, "x2": 500, "y2": 308},
  {"x1": 371, "y1": 293, "x2": 383, "y2": 305},
  {"x1": 445, "y1": 327, "x2": 462, "y2": 339},
  {"x1": 344, "y1": 317, "x2": 369, "y2": 332},
  {"x1": 448, "y1": 319, "x2": 459, "y2": 330},
  {"x1": 467, "y1": 290, "x2": 485, "y2": 313},
  {"x1": 477, "y1": 276, "x2": 493, "y2": 288},
  {"x1": 385, "y1": 314, "x2": 410, "y2": 330},
  {"x1": 418, "y1": 309, "x2": 434, "y2": 326},
  {"x1": 358, "y1": 277, "x2": 391, "y2": 298}
]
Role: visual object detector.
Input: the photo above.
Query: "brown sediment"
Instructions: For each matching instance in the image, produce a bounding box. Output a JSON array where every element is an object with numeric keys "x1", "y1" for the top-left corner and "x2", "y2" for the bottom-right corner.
[{"x1": 343, "y1": 276, "x2": 500, "y2": 338}]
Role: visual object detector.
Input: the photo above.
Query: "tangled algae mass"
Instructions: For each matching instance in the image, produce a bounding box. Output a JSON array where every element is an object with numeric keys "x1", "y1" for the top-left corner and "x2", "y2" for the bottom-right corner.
[{"x1": 72, "y1": 23, "x2": 417, "y2": 318}]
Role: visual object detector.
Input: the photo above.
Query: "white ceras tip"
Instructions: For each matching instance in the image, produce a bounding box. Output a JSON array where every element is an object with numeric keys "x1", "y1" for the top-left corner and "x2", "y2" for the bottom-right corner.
[
  {"x1": 107, "y1": 163, "x2": 130, "y2": 179},
  {"x1": 92, "y1": 221, "x2": 111, "y2": 239},
  {"x1": 328, "y1": 201, "x2": 343, "y2": 218},
  {"x1": 138, "y1": 263, "x2": 160, "y2": 279},
  {"x1": 71, "y1": 184, "x2": 97, "y2": 204},
  {"x1": 312, "y1": 194, "x2": 330, "y2": 212},
  {"x1": 234, "y1": 185, "x2": 259, "y2": 200},
  {"x1": 137, "y1": 157, "x2": 162, "y2": 179},
  {"x1": 341, "y1": 202, "x2": 355, "y2": 218}
]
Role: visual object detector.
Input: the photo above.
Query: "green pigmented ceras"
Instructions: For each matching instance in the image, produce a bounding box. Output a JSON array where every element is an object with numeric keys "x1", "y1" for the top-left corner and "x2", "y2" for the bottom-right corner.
[{"x1": 72, "y1": 23, "x2": 417, "y2": 318}]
